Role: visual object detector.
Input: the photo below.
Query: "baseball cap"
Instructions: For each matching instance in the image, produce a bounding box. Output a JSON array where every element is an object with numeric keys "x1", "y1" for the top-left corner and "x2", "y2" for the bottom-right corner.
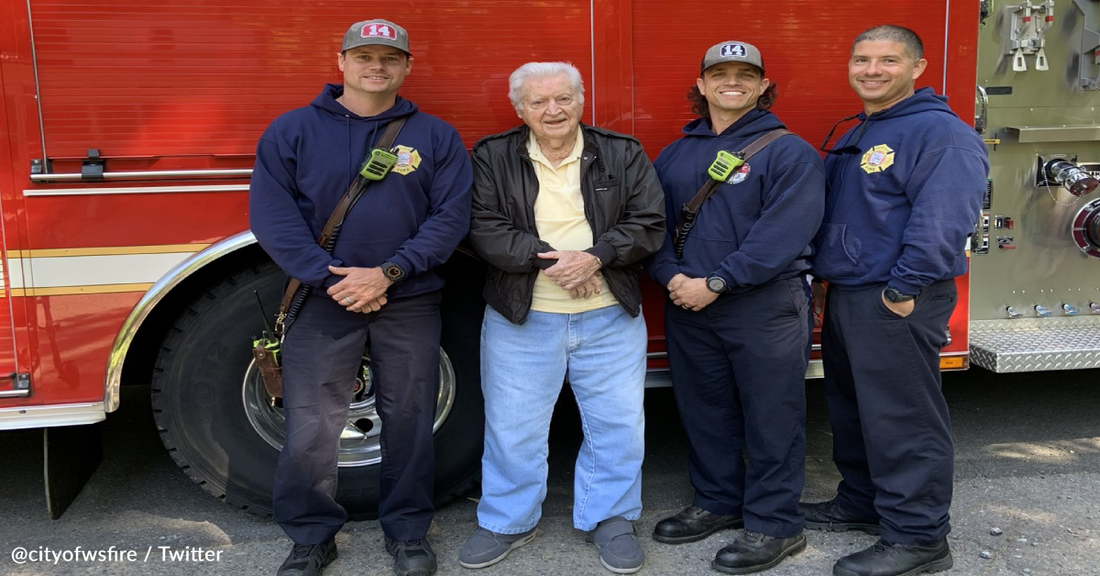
[
  {"x1": 342, "y1": 19, "x2": 411, "y2": 55},
  {"x1": 700, "y1": 41, "x2": 764, "y2": 73}
]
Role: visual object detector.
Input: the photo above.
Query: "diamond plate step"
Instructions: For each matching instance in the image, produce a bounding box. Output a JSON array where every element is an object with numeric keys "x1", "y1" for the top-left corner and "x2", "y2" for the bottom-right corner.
[{"x1": 970, "y1": 317, "x2": 1100, "y2": 373}]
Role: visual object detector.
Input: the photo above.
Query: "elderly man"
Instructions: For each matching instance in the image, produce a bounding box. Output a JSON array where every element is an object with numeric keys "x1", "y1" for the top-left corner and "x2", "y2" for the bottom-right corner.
[
  {"x1": 646, "y1": 41, "x2": 824, "y2": 574},
  {"x1": 249, "y1": 18, "x2": 471, "y2": 576},
  {"x1": 461, "y1": 62, "x2": 665, "y2": 574},
  {"x1": 807, "y1": 25, "x2": 988, "y2": 576}
]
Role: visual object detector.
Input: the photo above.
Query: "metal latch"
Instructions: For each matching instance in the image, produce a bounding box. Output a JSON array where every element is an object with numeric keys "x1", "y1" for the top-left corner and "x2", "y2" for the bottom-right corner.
[
  {"x1": 0, "y1": 373, "x2": 31, "y2": 398},
  {"x1": 82, "y1": 149, "x2": 105, "y2": 181}
]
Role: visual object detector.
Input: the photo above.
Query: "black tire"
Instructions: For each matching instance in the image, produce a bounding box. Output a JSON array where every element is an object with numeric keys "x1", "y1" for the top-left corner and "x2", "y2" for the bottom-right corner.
[{"x1": 151, "y1": 256, "x2": 484, "y2": 518}]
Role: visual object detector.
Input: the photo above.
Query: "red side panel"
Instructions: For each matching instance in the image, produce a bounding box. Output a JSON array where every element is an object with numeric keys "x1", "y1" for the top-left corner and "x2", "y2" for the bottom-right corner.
[
  {"x1": 630, "y1": 1, "x2": 954, "y2": 156},
  {"x1": 29, "y1": 0, "x2": 595, "y2": 166},
  {"x1": 0, "y1": 0, "x2": 35, "y2": 395}
]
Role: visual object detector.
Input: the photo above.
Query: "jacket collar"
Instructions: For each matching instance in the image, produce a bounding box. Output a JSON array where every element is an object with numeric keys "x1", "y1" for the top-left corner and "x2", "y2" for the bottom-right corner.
[{"x1": 509, "y1": 123, "x2": 600, "y2": 162}]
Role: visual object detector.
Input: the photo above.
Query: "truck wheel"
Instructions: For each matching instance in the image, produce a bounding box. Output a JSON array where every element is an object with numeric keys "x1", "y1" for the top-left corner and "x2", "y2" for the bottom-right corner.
[{"x1": 150, "y1": 258, "x2": 484, "y2": 518}]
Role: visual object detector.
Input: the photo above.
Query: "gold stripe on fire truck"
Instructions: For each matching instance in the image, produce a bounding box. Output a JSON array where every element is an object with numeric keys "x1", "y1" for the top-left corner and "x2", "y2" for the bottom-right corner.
[
  {"x1": 8, "y1": 283, "x2": 155, "y2": 297},
  {"x1": 11, "y1": 244, "x2": 212, "y2": 258}
]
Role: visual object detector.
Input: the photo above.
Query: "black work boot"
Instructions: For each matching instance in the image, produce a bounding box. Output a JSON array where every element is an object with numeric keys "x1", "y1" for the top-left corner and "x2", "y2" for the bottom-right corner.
[
  {"x1": 712, "y1": 530, "x2": 806, "y2": 574},
  {"x1": 276, "y1": 539, "x2": 337, "y2": 576},
  {"x1": 833, "y1": 538, "x2": 952, "y2": 576},
  {"x1": 385, "y1": 537, "x2": 437, "y2": 576},
  {"x1": 653, "y1": 505, "x2": 744, "y2": 544},
  {"x1": 800, "y1": 499, "x2": 881, "y2": 534}
]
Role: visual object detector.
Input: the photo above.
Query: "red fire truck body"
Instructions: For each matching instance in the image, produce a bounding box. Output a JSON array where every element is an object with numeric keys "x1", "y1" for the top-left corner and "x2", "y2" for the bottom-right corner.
[{"x1": 0, "y1": 0, "x2": 978, "y2": 517}]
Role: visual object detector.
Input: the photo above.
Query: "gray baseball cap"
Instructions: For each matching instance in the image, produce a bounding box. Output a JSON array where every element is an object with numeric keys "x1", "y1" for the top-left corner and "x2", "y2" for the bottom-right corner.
[
  {"x1": 700, "y1": 41, "x2": 764, "y2": 73},
  {"x1": 342, "y1": 19, "x2": 411, "y2": 55}
]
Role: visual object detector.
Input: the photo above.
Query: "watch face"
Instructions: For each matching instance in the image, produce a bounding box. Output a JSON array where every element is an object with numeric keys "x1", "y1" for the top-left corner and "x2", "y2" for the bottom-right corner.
[
  {"x1": 707, "y1": 277, "x2": 726, "y2": 293},
  {"x1": 884, "y1": 288, "x2": 912, "y2": 302},
  {"x1": 384, "y1": 264, "x2": 403, "y2": 280}
]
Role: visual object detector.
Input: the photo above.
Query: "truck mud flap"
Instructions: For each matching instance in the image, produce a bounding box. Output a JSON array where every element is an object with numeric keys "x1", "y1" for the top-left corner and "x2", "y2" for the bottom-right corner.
[{"x1": 44, "y1": 423, "x2": 102, "y2": 519}]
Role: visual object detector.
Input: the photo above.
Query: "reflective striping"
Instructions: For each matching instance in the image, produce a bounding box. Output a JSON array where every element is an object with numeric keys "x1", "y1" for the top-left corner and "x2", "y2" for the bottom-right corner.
[
  {"x1": 8, "y1": 252, "x2": 198, "y2": 290},
  {"x1": 11, "y1": 244, "x2": 211, "y2": 258},
  {"x1": 0, "y1": 402, "x2": 107, "y2": 430},
  {"x1": 3, "y1": 244, "x2": 208, "y2": 296},
  {"x1": 23, "y1": 184, "x2": 250, "y2": 197},
  {"x1": 8, "y1": 263, "x2": 23, "y2": 291},
  {"x1": 9, "y1": 283, "x2": 154, "y2": 297},
  {"x1": 940, "y1": 354, "x2": 968, "y2": 370}
]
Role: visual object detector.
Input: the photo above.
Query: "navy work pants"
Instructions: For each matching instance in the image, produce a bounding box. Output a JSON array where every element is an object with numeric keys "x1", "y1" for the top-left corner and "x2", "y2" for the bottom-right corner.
[
  {"x1": 665, "y1": 276, "x2": 811, "y2": 538},
  {"x1": 821, "y1": 280, "x2": 956, "y2": 544},
  {"x1": 273, "y1": 290, "x2": 441, "y2": 544}
]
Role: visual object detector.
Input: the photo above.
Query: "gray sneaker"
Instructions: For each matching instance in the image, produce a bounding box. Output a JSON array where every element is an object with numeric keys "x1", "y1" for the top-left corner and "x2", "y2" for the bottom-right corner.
[
  {"x1": 458, "y1": 527, "x2": 536, "y2": 569},
  {"x1": 591, "y1": 516, "x2": 644, "y2": 574}
]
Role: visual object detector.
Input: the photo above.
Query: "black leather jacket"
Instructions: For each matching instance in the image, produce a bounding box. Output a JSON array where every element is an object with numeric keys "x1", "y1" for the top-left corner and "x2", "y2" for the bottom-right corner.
[{"x1": 468, "y1": 124, "x2": 666, "y2": 324}]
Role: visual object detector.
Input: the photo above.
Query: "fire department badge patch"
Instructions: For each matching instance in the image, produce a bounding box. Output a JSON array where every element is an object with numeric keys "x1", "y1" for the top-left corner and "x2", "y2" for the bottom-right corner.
[
  {"x1": 726, "y1": 162, "x2": 751, "y2": 185},
  {"x1": 860, "y1": 144, "x2": 895, "y2": 174},
  {"x1": 392, "y1": 145, "x2": 421, "y2": 176}
]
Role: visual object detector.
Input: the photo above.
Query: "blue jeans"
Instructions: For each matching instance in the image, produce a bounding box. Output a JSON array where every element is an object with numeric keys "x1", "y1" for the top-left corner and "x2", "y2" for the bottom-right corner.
[{"x1": 477, "y1": 304, "x2": 647, "y2": 533}]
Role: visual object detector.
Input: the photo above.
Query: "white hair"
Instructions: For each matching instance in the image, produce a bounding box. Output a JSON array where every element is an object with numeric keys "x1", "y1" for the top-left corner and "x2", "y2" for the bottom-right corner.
[{"x1": 507, "y1": 62, "x2": 585, "y2": 115}]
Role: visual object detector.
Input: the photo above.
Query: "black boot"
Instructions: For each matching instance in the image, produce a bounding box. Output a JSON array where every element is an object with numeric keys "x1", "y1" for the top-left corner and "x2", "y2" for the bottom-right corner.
[
  {"x1": 833, "y1": 538, "x2": 952, "y2": 576},
  {"x1": 800, "y1": 499, "x2": 880, "y2": 534},
  {"x1": 712, "y1": 530, "x2": 806, "y2": 574},
  {"x1": 276, "y1": 539, "x2": 337, "y2": 576},
  {"x1": 653, "y1": 505, "x2": 744, "y2": 544}
]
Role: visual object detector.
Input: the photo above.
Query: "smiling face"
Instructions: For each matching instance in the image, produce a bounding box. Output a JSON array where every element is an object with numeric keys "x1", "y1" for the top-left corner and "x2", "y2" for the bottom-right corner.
[
  {"x1": 848, "y1": 39, "x2": 927, "y2": 114},
  {"x1": 696, "y1": 62, "x2": 770, "y2": 120},
  {"x1": 338, "y1": 45, "x2": 411, "y2": 99},
  {"x1": 518, "y1": 74, "x2": 583, "y2": 142}
]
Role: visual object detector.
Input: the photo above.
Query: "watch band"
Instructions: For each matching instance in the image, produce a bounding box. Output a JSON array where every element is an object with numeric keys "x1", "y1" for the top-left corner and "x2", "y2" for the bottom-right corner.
[
  {"x1": 382, "y1": 261, "x2": 406, "y2": 284},
  {"x1": 884, "y1": 287, "x2": 915, "y2": 303}
]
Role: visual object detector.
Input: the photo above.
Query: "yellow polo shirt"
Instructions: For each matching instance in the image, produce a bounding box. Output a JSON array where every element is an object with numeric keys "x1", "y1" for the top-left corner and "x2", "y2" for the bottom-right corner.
[{"x1": 528, "y1": 131, "x2": 618, "y2": 313}]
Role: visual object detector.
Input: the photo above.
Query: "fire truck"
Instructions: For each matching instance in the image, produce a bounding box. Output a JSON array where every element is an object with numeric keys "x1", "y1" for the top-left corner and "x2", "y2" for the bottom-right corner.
[{"x1": 1, "y1": 0, "x2": 1097, "y2": 519}]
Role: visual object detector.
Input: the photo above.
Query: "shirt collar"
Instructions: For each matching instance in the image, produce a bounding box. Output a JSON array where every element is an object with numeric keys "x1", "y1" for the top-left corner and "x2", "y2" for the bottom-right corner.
[{"x1": 526, "y1": 129, "x2": 584, "y2": 168}]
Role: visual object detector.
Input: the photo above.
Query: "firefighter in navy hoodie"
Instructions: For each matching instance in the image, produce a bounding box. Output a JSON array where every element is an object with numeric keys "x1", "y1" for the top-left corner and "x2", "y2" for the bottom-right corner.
[
  {"x1": 646, "y1": 41, "x2": 824, "y2": 574},
  {"x1": 805, "y1": 25, "x2": 988, "y2": 576},
  {"x1": 248, "y1": 19, "x2": 471, "y2": 576}
]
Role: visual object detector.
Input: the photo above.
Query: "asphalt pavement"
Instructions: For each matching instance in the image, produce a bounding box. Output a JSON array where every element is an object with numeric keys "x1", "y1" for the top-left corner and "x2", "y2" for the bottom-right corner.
[{"x1": 2, "y1": 367, "x2": 1099, "y2": 576}]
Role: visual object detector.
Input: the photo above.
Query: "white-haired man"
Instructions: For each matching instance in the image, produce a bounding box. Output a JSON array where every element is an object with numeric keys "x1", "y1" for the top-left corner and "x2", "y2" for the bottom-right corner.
[{"x1": 461, "y1": 62, "x2": 665, "y2": 574}]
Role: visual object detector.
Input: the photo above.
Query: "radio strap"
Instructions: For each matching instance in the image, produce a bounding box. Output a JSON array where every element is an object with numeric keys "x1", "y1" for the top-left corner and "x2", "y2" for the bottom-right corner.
[
  {"x1": 274, "y1": 116, "x2": 407, "y2": 337},
  {"x1": 673, "y1": 129, "x2": 792, "y2": 259}
]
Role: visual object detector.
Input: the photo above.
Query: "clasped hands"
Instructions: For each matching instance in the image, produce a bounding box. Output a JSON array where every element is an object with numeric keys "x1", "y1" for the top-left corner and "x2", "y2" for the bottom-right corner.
[
  {"x1": 667, "y1": 273, "x2": 719, "y2": 312},
  {"x1": 326, "y1": 265, "x2": 393, "y2": 313},
  {"x1": 538, "y1": 250, "x2": 604, "y2": 300}
]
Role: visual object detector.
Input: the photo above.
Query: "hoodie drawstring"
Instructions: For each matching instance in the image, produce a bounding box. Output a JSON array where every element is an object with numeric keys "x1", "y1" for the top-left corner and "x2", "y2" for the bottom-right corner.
[{"x1": 820, "y1": 114, "x2": 865, "y2": 155}]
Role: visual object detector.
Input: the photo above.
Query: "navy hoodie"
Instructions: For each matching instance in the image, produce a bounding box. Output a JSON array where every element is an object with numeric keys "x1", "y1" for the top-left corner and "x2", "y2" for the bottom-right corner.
[
  {"x1": 647, "y1": 108, "x2": 825, "y2": 292},
  {"x1": 812, "y1": 87, "x2": 989, "y2": 294},
  {"x1": 249, "y1": 84, "x2": 472, "y2": 298}
]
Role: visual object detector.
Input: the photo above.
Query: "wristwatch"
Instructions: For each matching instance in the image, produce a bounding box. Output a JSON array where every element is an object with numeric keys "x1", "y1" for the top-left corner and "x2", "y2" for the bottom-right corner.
[
  {"x1": 706, "y1": 276, "x2": 728, "y2": 294},
  {"x1": 381, "y1": 261, "x2": 406, "y2": 284},
  {"x1": 883, "y1": 286, "x2": 916, "y2": 303}
]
